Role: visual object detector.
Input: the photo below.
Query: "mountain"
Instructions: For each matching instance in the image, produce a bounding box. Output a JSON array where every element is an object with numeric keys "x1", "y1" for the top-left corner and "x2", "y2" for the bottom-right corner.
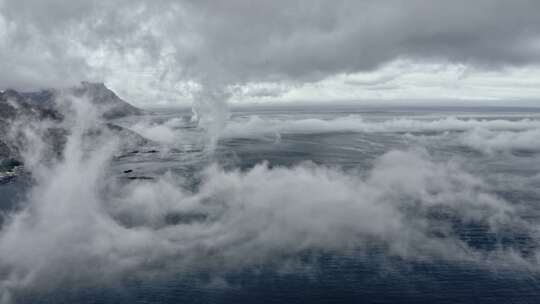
[
  {"x1": 1, "y1": 82, "x2": 142, "y2": 120},
  {"x1": 0, "y1": 83, "x2": 148, "y2": 178},
  {"x1": 70, "y1": 82, "x2": 142, "y2": 119}
]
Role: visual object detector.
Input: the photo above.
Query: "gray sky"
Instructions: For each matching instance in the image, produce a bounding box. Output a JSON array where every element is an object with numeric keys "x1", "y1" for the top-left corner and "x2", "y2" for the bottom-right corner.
[{"x1": 1, "y1": 0, "x2": 540, "y2": 107}]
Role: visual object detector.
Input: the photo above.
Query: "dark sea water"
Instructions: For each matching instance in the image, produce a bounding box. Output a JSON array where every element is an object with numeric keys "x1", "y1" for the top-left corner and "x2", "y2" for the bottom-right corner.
[{"x1": 2, "y1": 106, "x2": 540, "y2": 303}]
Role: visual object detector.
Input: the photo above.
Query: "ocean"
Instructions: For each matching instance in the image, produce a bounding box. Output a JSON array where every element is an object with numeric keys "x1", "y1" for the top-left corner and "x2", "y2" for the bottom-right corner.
[{"x1": 2, "y1": 105, "x2": 540, "y2": 303}]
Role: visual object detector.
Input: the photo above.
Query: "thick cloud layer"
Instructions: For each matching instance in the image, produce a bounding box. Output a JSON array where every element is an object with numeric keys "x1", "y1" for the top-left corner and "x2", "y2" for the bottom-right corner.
[{"x1": 1, "y1": 0, "x2": 540, "y2": 104}]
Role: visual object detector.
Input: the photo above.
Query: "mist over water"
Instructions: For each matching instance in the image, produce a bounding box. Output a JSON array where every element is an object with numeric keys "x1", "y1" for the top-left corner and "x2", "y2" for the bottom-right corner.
[
  {"x1": 3, "y1": 0, "x2": 540, "y2": 302},
  {"x1": 1, "y1": 102, "x2": 540, "y2": 303}
]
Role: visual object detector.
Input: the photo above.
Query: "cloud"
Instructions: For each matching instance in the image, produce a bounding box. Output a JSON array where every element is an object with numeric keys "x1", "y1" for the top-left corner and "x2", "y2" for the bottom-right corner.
[
  {"x1": 461, "y1": 128, "x2": 540, "y2": 153},
  {"x1": 129, "y1": 121, "x2": 177, "y2": 145},
  {"x1": 221, "y1": 115, "x2": 540, "y2": 138},
  {"x1": 270, "y1": 60, "x2": 540, "y2": 105},
  {"x1": 2, "y1": 1, "x2": 540, "y2": 105},
  {"x1": 2, "y1": 99, "x2": 540, "y2": 301}
]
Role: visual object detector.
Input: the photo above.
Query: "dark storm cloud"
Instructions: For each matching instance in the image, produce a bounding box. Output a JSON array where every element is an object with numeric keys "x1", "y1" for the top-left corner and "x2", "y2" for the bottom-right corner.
[{"x1": 1, "y1": 0, "x2": 540, "y2": 90}]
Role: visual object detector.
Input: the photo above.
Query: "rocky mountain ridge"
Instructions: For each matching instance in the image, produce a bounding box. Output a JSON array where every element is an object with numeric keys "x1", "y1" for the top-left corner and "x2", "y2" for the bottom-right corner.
[
  {"x1": 0, "y1": 82, "x2": 147, "y2": 182},
  {"x1": 0, "y1": 81, "x2": 142, "y2": 120}
]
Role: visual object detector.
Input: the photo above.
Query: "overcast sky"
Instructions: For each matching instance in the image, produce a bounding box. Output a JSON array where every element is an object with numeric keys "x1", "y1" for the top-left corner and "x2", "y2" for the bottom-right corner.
[{"x1": 1, "y1": 0, "x2": 540, "y2": 107}]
